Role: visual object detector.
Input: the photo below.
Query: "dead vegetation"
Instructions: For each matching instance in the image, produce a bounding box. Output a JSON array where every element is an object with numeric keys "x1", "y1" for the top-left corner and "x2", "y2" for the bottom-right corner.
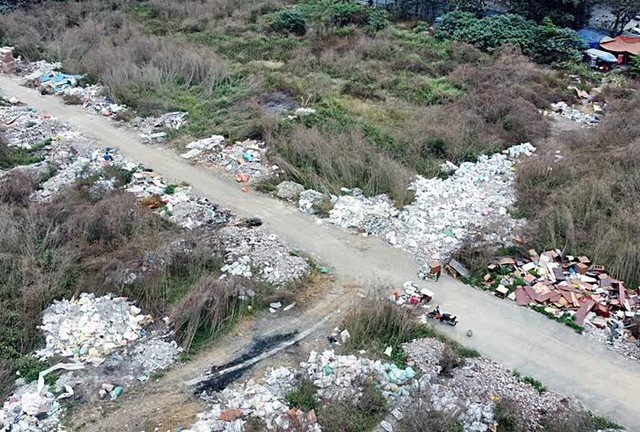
[
  {"x1": 516, "y1": 84, "x2": 640, "y2": 286},
  {"x1": 396, "y1": 400, "x2": 463, "y2": 432}
]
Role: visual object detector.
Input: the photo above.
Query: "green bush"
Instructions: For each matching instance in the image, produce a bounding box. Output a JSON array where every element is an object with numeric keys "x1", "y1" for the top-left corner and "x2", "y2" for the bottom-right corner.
[
  {"x1": 286, "y1": 379, "x2": 319, "y2": 411},
  {"x1": 318, "y1": 381, "x2": 387, "y2": 432},
  {"x1": 436, "y1": 12, "x2": 584, "y2": 64},
  {"x1": 268, "y1": 9, "x2": 307, "y2": 36}
]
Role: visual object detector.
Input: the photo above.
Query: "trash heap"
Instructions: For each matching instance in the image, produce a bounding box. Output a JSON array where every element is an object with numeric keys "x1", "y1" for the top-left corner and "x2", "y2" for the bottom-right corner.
[
  {"x1": 301, "y1": 350, "x2": 417, "y2": 400},
  {"x1": 218, "y1": 226, "x2": 310, "y2": 285},
  {"x1": 187, "y1": 368, "x2": 320, "y2": 432},
  {"x1": 483, "y1": 250, "x2": 640, "y2": 358},
  {"x1": 315, "y1": 143, "x2": 535, "y2": 267},
  {"x1": 1, "y1": 294, "x2": 182, "y2": 432},
  {"x1": 0, "y1": 382, "x2": 65, "y2": 432},
  {"x1": 35, "y1": 293, "x2": 152, "y2": 366},
  {"x1": 0, "y1": 104, "x2": 81, "y2": 150},
  {"x1": 59, "y1": 84, "x2": 128, "y2": 118},
  {"x1": 181, "y1": 135, "x2": 275, "y2": 181},
  {"x1": 126, "y1": 172, "x2": 233, "y2": 230},
  {"x1": 132, "y1": 111, "x2": 187, "y2": 142},
  {"x1": 403, "y1": 338, "x2": 568, "y2": 431},
  {"x1": 186, "y1": 351, "x2": 419, "y2": 432},
  {"x1": 391, "y1": 281, "x2": 434, "y2": 307},
  {"x1": 548, "y1": 101, "x2": 601, "y2": 126}
]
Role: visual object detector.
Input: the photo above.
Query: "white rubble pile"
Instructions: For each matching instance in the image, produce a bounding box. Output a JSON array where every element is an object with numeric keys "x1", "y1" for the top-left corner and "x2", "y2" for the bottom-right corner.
[
  {"x1": 328, "y1": 192, "x2": 398, "y2": 233},
  {"x1": 404, "y1": 338, "x2": 566, "y2": 431},
  {"x1": 131, "y1": 111, "x2": 188, "y2": 143},
  {"x1": 181, "y1": 136, "x2": 275, "y2": 181},
  {"x1": 298, "y1": 189, "x2": 329, "y2": 214},
  {"x1": 301, "y1": 350, "x2": 417, "y2": 401},
  {"x1": 22, "y1": 60, "x2": 62, "y2": 81},
  {"x1": 549, "y1": 101, "x2": 600, "y2": 126},
  {"x1": 126, "y1": 172, "x2": 233, "y2": 230},
  {"x1": 0, "y1": 382, "x2": 63, "y2": 432},
  {"x1": 218, "y1": 226, "x2": 310, "y2": 285},
  {"x1": 321, "y1": 143, "x2": 536, "y2": 266},
  {"x1": 186, "y1": 368, "x2": 321, "y2": 432},
  {"x1": 59, "y1": 84, "x2": 128, "y2": 118},
  {"x1": 35, "y1": 293, "x2": 153, "y2": 366}
]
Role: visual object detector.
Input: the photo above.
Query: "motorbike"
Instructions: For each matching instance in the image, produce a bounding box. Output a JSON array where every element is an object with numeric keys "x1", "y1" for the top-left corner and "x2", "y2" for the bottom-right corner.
[{"x1": 426, "y1": 305, "x2": 458, "y2": 326}]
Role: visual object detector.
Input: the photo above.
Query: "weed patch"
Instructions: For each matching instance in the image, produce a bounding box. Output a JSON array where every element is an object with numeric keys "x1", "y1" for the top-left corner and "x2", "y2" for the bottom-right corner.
[
  {"x1": 286, "y1": 379, "x2": 319, "y2": 412},
  {"x1": 318, "y1": 381, "x2": 387, "y2": 432}
]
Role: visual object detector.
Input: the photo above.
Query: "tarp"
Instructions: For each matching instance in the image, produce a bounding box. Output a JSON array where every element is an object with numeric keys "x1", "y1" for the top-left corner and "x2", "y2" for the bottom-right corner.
[
  {"x1": 585, "y1": 48, "x2": 618, "y2": 63},
  {"x1": 578, "y1": 28, "x2": 609, "y2": 49},
  {"x1": 38, "y1": 72, "x2": 85, "y2": 94},
  {"x1": 600, "y1": 36, "x2": 640, "y2": 55}
]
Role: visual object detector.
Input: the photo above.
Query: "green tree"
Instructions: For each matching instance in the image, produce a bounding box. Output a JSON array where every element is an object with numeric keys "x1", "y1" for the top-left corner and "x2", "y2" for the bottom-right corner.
[
  {"x1": 447, "y1": 0, "x2": 486, "y2": 17},
  {"x1": 394, "y1": 0, "x2": 443, "y2": 21},
  {"x1": 602, "y1": 0, "x2": 640, "y2": 35},
  {"x1": 509, "y1": 0, "x2": 594, "y2": 28},
  {"x1": 436, "y1": 12, "x2": 585, "y2": 63}
]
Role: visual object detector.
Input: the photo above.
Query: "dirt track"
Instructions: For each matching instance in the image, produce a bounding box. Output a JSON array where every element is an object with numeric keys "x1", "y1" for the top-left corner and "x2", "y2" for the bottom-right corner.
[{"x1": 2, "y1": 76, "x2": 640, "y2": 430}]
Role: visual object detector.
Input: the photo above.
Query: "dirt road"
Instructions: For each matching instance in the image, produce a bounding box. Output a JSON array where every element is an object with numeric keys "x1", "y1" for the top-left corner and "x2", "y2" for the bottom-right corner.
[{"x1": 2, "y1": 77, "x2": 639, "y2": 430}]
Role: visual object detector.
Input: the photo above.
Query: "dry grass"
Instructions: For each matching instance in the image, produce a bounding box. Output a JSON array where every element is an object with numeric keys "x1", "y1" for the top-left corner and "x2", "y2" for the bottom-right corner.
[
  {"x1": 516, "y1": 87, "x2": 640, "y2": 285},
  {"x1": 0, "y1": 169, "x2": 37, "y2": 205},
  {"x1": 170, "y1": 275, "x2": 260, "y2": 351},
  {"x1": 396, "y1": 399, "x2": 462, "y2": 432},
  {"x1": 271, "y1": 124, "x2": 413, "y2": 202}
]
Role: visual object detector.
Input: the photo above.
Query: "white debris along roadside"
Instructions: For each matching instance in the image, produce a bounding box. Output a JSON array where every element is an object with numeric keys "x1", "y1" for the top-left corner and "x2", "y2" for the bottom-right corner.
[
  {"x1": 0, "y1": 294, "x2": 181, "y2": 432},
  {"x1": 288, "y1": 143, "x2": 536, "y2": 270},
  {"x1": 0, "y1": 98, "x2": 308, "y2": 285},
  {"x1": 184, "y1": 341, "x2": 593, "y2": 432}
]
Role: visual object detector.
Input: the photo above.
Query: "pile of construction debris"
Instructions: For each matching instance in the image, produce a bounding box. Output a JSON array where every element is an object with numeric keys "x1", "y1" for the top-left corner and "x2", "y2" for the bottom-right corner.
[
  {"x1": 180, "y1": 135, "x2": 276, "y2": 181},
  {"x1": 292, "y1": 143, "x2": 536, "y2": 268},
  {"x1": 0, "y1": 294, "x2": 181, "y2": 432},
  {"x1": 132, "y1": 111, "x2": 187, "y2": 142},
  {"x1": 404, "y1": 338, "x2": 569, "y2": 431},
  {"x1": 35, "y1": 293, "x2": 153, "y2": 366},
  {"x1": 185, "y1": 341, "x2": 591, "y2": 432},
  {"x1": 218, "y1": 226, "x2": 310, "y2": 285},
  {"x1": 548, "y1": 101, "x2": 601, "y2": 126},
  {"x1": 189, "y1": 367, "x2": 319, "y2": 432},
  {"x1": 483, "y1": 250, "x2": 640, "y2": 358}
]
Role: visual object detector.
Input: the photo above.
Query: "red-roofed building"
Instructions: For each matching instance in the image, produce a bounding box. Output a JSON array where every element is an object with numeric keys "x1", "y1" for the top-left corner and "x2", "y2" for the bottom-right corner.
[{"x1": 599, "y1": 36, "x2": 640, "y2": 63}]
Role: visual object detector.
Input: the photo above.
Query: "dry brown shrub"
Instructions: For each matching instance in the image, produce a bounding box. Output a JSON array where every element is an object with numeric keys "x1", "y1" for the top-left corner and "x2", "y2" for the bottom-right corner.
[
  {"x1": 270, "y1": 124, "x2": 413, "y2": 204},
  {"x1": 0, "y1": 169, "x2": 37, "y2": 205},
  {"x1": 170, "y1": 275, "x2": 260, "y2": 350}
]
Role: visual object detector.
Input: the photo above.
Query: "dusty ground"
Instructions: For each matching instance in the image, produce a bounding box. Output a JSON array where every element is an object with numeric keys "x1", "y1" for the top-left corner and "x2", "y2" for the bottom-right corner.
[{"x1": 2, "y1": 76, "x2": 640, "y2": 430}]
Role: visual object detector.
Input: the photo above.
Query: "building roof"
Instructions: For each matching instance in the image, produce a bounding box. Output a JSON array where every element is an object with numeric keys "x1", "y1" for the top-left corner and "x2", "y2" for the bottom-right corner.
[{"x1": 600, "y1": 36, "x2": 640, "y2": 55}]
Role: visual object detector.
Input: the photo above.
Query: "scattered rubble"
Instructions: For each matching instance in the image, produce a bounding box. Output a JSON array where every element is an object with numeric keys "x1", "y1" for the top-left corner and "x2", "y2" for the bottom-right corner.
[
  {"x1": 404, "y1": 338, "x2": 570, "y2": 431},
  {"x1": 483, "y1": 251, "x2": 640, "y2": 359},
  {"x1": 310, "y1": 143, "x2": 536, "y2": 267},
  {"x1": 218, "y1": 226, "x2": 309, "y2": 285},
  {"x1": 187, "y1": 368, "x2": 320, "y2": 432},
  {"x1": 132, "y1": 111, "x2": 187, "y2": 142},
  {"x1": 548, "y1": 101, "x2": 601, "y2": 126},
  {"x1": 181, "y1": 136, "x2": 275, "y2": 181},
  {"x1": 298, "y1": 189, "x2": 329, "y2": 215}
]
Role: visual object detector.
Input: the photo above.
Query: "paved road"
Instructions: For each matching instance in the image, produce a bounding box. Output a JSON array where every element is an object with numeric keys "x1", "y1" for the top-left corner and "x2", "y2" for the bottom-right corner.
[{"x1": 2, "y1": 76, "x2": 639, "y2": 429}]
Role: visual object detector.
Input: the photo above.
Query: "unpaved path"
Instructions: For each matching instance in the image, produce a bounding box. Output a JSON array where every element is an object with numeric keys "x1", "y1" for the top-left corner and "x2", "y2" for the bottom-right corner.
[{"x1": 2, "y1": 77, "x2": 639, "y2": 430}]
